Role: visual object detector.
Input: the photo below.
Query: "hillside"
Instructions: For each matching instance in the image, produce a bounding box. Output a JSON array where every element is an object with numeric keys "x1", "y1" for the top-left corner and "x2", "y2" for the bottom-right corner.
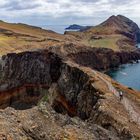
[
  {"x1": 0, "y1": 21, "x2": 79, "y2": 55},
  {"x1": 65, "y1": 15, "x2": 140, "y2": 51},
  {"x1": 0, "y1": 15, "x2": 140, "y2": 56}
]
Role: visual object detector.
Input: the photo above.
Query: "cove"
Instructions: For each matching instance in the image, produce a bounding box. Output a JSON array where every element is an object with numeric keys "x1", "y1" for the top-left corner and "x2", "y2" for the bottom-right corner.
[
  {"x1": 106, "y1": 62, "x2": 140, "y2": 91},
  {"x1": 106, "y1": 44, "x2": 140, "y2": 91}
]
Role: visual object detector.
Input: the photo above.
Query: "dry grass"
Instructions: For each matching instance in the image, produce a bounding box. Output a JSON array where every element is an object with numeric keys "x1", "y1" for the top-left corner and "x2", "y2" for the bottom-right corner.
[
  {"x1": 0, "y1": 20, "x2": 136, "y2": 55},
  {"x1": 65, "y1": 22, "x2": 136, "y2": 52},
  {"x1": 0, "y1": 21, "x2": 77, "y2": 55},
  {"x1": 87, "y1": 35, "x2": 121, "y2": 51},
  {"x1": 85, "y1": 25, "x2": 119, "y2": 35}
]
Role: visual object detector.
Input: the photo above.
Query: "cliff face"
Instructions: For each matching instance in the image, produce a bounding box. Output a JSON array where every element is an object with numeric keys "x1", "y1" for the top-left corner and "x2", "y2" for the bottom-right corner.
[
  {"x1": 0, "y1": 51, "x2": 62, "y2": 108},
  {"x1": 0, "y1": 51, "x2": 61, "y2": 90},
  {"x1": 0, "y1": 51, "x2": 101, "y2": 120},
  {"x1": 68, "y1": 48, "x2": 140, "y2": 71},
  {"x1": 0, "y1": 50, "x2": 140, "y2": 139},
  {"x1": 48, "y1": 44, "x2": 140, "y2": 71}
]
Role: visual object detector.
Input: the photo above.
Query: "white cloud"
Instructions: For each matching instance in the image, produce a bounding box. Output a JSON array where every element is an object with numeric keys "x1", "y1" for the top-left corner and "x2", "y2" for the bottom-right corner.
[{"x1": 0, "y1": 0, "x2": 140, "y2": 25}]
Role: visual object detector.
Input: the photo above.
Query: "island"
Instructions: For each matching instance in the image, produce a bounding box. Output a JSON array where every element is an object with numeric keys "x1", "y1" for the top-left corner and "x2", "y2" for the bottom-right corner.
[{"x1": 65, "y1": 24, "x2": 92, "y2": 31}]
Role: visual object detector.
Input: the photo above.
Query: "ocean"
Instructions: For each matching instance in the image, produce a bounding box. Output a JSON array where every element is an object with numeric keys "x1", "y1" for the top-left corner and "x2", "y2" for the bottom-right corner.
[
  {"x1": 41, "y1": 25, "x2": 75, "y2": 34},
  {"x1": 106, "y1": 44, "x2": 140, "y2": 91}
]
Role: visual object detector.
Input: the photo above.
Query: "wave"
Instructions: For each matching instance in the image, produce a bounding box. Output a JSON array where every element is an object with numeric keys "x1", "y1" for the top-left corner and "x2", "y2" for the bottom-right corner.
[{"x1": 119, "y1": 71, "x2": 128, "y2": 75}]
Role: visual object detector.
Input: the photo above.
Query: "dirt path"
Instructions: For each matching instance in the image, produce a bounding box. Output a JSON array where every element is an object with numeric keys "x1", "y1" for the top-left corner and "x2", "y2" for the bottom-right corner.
[{"x1": 92, "y1": 70, "x2": 140, "y2": 126}]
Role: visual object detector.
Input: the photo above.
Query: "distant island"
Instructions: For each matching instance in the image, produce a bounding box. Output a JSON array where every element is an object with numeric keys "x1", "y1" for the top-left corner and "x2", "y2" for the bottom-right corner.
[{"x1": 65, "y1": 24, "x2": 92, "y2": 31}]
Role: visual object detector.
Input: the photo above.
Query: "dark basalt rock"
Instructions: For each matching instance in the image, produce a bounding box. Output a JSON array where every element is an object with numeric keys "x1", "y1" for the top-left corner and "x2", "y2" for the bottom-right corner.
[
  {"x1": 0, "y1": 51, "x2": 61, "y2": 89},
  {"x1": 68, "y1": 47, "x2": 140, "y2": 71},
  {"x1": 56, "y1": 63, "x2": 101, "y2": 120},
  {"x1": 0, "y1": 50, "x2": 140, "y2": 139},
  {"x1": 0, "y1": 50, "x2": 104, "y2": 122},
  {"x1": 0, "y1": 51, "x2": 61, "y2": 108}
]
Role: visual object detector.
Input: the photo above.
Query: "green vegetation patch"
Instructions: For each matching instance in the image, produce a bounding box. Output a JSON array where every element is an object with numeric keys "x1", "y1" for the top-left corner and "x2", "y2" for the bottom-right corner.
[{"x1": 87, "y1": 35, "x2": 121, "y2": 51}]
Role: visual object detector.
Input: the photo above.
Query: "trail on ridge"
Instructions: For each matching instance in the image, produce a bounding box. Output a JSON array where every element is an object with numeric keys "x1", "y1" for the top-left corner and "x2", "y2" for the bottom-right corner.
[{"x1": 92, "y1": 70, "x2": 140, "y2": 126}]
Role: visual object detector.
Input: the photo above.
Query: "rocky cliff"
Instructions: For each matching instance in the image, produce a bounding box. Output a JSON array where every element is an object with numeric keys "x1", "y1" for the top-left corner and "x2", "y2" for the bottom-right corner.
[
  {"x1": 69, "y1": 48, "x2": 140, "y2": 71},
  {"x1": 47, "y1": 43, "x2": 140, "y2": 71},
  {"x1": 0, "y1": 50, "x2": 140, "y2": 139},
  {"x1": 0, "y1": 51, "x2": 61, "y2": 109}
]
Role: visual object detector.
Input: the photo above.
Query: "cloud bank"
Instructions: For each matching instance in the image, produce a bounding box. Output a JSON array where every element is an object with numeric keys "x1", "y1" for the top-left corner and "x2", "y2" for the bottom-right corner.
[{"x1": 0, "y1": 0, "x2": 140, "y2": 25}]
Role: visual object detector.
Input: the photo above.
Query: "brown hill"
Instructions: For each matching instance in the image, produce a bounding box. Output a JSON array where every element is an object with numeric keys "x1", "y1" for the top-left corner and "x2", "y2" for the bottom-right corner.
[
  {"x1": 65, "y1": 15, "x2": 140, "y2": 51},
  {"x1": 0, "y1": 20, "x2": 79, "y2": 55},
  {"x1": 88, "y1": 15, "x2": 140, "y2": 41},
  {"x1": 0, "y1": 15, "x2": 140, "y2": 55}
]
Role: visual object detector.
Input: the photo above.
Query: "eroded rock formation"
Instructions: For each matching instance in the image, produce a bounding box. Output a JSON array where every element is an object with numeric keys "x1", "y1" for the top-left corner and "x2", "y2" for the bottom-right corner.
[
  {"x1": 69, "y1": 48, "x2": 140, "y2": 71},
  {"x1": 0, "y1": 50, "x2": 140, "y2": 139},
  {"x1": 48, "y1": 43, "x2": 140, "y2": 71}
]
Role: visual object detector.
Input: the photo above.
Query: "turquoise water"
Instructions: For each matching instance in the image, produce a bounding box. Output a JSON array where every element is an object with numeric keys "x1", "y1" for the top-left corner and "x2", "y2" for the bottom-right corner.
[
  {"x1": 107, "y1": 44, "x2": 140, "y2": 90},
  {"x1": 107, "y1": 44, "x2": 140, "y2": 91},
  {"x1": 106, "y1": 62, "x2": 140, "y2": 90},
  {"x1": 138, "y1": 43, "x2": 140, "y2": 48}
]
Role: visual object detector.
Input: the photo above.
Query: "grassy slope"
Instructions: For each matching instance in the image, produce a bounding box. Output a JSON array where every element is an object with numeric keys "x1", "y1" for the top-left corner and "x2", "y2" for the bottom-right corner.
[
  {"x1": 0, "y1": 21, "x2": 74, "y2": 56},
  {"x1": 89, "y1": 36, "x2": 119, "y2": 50},
  {"x1": 0, "y1": 19, "x2": 136, "y2": 55},
  {"x1": 84, "y1": 36, "x2": 133, "y2": 51},
  {"x1": 65, "y1": 27, "x2": 120, "y2": 50},
  {"x1": 65, "y1": 23, "x2": 136, "y2": 52}
]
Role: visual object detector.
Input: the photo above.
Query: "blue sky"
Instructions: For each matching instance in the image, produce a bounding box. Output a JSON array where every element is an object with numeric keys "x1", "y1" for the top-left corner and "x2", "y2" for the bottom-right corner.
[{"x1": 0, "y1": 0, "x2": 140, "y2": 26}]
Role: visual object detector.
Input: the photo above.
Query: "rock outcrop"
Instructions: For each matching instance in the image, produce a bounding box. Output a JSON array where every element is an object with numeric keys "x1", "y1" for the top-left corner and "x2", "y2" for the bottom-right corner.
[
  {"x1": 68, "y1": 48, "x2": 140, "y2": 71},
  {"x1": 48, "y1": 43, "x2": 140, "y2": 71},
  {"x1": 0, "y1": 51, "x2": 61, "y2": 109},
  {"x1": 0, "y1": 50, "x2": 140, "y2": 139}
]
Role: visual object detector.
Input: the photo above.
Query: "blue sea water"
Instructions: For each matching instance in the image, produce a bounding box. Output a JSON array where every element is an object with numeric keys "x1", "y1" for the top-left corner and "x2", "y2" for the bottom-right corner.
[
  {"x1": 41, "y1": 25, "x2": 79, "y2": 34},
  {"x1": 41, "y1": 25, "x2": 66, "y2": 34},
  {"x1": 138, "y1": 43, "x2": 140, "y2": 48},
  {"x1": 106, "y1": 62, "x2": 140, "y2": 91},
  {"x1": 106, "y1": 44, "x2": 140, "y2": 91}
]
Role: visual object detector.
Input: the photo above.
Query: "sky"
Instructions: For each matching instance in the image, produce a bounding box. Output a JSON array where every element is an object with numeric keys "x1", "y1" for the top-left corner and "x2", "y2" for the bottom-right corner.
[{"x1": 0, "y1": 0, "x2": 140, "y2": 26}]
